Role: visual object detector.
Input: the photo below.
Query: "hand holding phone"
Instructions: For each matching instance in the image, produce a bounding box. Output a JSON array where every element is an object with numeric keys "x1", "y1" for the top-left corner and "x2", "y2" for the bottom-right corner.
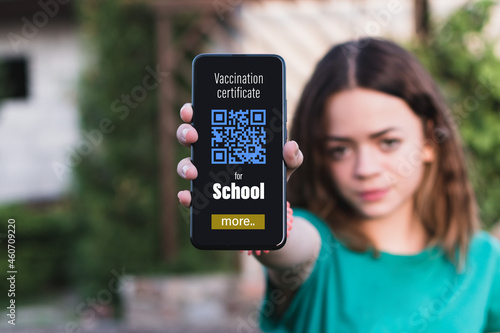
[
  {"x1": 178, "y1": 54, "x2": 302, "y2": 250},
  {"x1": 177, "y1": 104, "x2": 303, "y2": 247}
]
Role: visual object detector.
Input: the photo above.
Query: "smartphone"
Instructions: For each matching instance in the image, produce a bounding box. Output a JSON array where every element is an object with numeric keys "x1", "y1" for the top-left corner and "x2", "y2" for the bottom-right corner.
[{"x1": 190, "y1": 54, "x2": 286, "y2": 250}]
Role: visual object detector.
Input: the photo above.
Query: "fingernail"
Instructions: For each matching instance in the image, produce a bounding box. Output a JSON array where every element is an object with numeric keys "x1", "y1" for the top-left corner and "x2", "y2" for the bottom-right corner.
[
  {"x1": 181, "y1": 164, "x2": 190, "y2": 177},
  {"x1": 293, "y1": 141, "x2": 299, "y2": 157},
  {"x1": 180, "y1": 103, "x2": 189, "y2": 117},
  {"x1": 182, "y1": 128, "x2": 190, "y2": 140}
]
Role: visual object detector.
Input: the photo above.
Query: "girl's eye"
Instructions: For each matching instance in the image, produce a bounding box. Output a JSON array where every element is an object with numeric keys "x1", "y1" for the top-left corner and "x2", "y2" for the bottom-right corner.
[
  {"x1": 381, "y1": 138, "x2": 401, "y2": 151},
  {"x1": 327, "y1": 146, "x2": 351, "y2": 160}
]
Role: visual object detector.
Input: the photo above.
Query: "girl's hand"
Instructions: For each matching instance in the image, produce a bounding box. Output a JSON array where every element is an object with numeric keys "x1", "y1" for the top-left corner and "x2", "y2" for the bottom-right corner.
[{"x1": 176, "y1": 103, "x2": 303, "y2": 207}]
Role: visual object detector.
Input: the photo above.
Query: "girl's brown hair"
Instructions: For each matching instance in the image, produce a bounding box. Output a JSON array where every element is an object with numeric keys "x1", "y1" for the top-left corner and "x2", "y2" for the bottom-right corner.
[{"x1": 288, "y1": 38, "x2": 480, "y2": 270}]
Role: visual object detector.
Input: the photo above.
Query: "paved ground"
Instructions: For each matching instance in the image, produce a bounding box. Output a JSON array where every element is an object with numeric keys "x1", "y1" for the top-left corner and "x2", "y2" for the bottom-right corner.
[
  {"x1": 1, "y1": 292, "x2": 263, "y2": 333},
  {"x1": 1, "y1": 326, "x2": 262, "y2": 333},
  {"x1": 2, "y1": 316, "x2": 263, "y2": 333},
  {"x1": 0, "y1": 286, "x2": 261, "y2": 333}
]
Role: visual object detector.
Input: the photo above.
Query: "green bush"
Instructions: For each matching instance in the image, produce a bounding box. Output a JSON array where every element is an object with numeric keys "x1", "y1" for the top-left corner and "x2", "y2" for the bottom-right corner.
[
  {"x1": 0, "y1": 202, "x2": 75, "y2": 302},
  {"x1": 412, "y1": 0, "x2": 500, "y2": 230}
]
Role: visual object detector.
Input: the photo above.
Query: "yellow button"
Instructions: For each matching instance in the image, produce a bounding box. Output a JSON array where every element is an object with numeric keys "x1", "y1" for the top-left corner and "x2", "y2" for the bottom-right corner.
[{"x1": 211, "y1": 214, "x2": 265, "y2": 230}]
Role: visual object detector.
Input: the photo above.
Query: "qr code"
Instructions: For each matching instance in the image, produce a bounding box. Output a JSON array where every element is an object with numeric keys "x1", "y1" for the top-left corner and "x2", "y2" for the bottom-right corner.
[{"x1": 211, "y1": 109, "x2": 266, "y2": 164}]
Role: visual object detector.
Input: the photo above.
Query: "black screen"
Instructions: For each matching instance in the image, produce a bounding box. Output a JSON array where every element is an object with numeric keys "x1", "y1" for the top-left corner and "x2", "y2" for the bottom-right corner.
[{"x1": 191, "y1": 54, "x2": 286, "y2": 250}]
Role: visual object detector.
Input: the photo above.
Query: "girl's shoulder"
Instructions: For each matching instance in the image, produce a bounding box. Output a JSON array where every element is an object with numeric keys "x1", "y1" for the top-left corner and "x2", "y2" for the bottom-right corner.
[
  {"x1": 469, "y1": 230, "x2": 500, "y2": 259},
  {"x1": 292, "y1": 207, "x2": 335, "y2": 239},
  {"x1": 468, "y1": 231, "x2": 500, "y2": 284},
  {"x1": 292, "y1": 207, "x2": 345, "y2": 254},
  {"x1": 471, "y1": 231, "x2": 500, "y2": 332}
]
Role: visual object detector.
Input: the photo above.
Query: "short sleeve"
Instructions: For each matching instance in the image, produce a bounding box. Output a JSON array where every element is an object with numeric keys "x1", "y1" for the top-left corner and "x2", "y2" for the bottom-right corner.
[{"x1": 484, "y1": 238, "x2": 500, "y2": 332}]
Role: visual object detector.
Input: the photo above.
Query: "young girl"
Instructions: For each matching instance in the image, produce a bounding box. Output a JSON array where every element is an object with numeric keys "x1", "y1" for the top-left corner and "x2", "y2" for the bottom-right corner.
[{"x1": 177, "y1": 38, "x2": 500, "y2": 332}]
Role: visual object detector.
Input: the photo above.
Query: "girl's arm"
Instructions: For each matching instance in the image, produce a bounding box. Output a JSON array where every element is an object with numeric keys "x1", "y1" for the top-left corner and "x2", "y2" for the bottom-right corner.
[{"x1": 253, "y1": 216, "x2": 321, "y2": 290}]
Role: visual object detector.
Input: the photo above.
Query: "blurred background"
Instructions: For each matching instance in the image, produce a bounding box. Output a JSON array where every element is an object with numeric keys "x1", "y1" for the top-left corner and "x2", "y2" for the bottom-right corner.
[{"x1": 0, "y1": 0, "x2": 499, "y2": 332}]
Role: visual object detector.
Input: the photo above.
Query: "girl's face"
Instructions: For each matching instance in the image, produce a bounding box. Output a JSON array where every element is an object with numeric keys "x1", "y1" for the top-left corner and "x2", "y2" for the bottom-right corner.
[{"x1": 325, "y1": 88, "x2": 435, "y2": 220}]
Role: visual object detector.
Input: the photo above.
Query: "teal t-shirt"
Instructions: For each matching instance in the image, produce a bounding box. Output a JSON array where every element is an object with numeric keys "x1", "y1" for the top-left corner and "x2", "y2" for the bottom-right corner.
[{"x1": 259, "y1": 208, "x2": 500, "y2": 332}]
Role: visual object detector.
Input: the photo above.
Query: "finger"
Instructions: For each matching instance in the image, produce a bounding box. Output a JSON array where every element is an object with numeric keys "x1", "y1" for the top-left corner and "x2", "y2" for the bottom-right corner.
[
  {"x1": 180, "y1": 103, "x2": 193, "y2": 123},
  {"x1": 284, "y1": 141, "x2": 304, "y2": 181},
  {"x1": 177, "y1": 157, "x2": 198, "y2": 180},
  {"x1": 287, "y1": 201, "x2": 294, "y2": 237},
  {"x1": 177, "y1": 190, "x2": 192, "y2": 208},
  {"x1": 250, "y1": 250, "x2": 270, "y2": 256},
  {"x1": 176, "y1": 124, "x2": 199, "y2": 147}
]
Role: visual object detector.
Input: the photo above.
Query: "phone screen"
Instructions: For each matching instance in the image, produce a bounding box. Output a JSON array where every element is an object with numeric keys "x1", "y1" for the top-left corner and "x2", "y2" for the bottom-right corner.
[{"x1": 191, "y1": 54, "x2": 286, "y2": 250}]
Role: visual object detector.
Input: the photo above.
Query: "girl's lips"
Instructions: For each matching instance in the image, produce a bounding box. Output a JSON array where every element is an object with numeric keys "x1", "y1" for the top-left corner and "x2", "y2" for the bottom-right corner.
[{"x1": 358, "y1": 188, "x2": 390, "y2": 201}]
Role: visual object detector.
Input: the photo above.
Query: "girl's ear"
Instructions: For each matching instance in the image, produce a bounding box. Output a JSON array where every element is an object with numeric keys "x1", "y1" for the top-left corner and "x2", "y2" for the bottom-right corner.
[{"x1": 422, "y1": 143, "x2": 435, "y2": 163}]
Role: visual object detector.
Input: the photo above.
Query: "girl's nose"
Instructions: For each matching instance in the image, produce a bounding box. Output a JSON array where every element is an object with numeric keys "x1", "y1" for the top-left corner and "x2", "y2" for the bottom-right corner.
[{"x1": 354, "y1": 146, "x2": 382, "y2": 179}]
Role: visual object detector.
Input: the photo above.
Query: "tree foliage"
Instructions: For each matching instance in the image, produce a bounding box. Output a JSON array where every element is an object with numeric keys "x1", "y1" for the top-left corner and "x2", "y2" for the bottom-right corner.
[{"x1": 412, "y1": 0, "x2": 500, "y2": 229}]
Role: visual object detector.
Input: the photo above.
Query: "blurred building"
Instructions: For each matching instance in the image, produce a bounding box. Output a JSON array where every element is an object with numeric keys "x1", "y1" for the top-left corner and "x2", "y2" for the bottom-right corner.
[{"x1": 0, "y1": 0, "x2": 81, "y2": 204}]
